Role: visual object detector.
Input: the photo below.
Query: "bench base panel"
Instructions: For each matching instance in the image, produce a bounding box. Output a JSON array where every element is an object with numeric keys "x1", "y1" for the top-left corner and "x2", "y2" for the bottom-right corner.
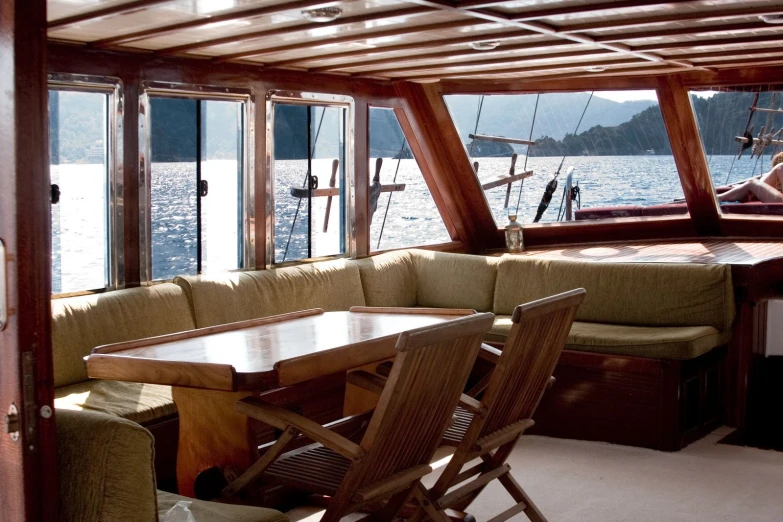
[{"x1": 502, "y1": 346, "x2": 726, "y2": 451}]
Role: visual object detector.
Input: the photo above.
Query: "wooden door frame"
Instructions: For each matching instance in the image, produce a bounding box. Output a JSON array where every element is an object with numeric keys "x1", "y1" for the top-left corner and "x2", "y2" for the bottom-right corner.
[{"x1": 0, "y1": 0, "x2": 58, "y2": 519}]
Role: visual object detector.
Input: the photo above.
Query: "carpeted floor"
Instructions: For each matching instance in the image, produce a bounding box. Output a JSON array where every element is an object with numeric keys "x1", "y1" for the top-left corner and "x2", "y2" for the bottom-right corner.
[{"x1": 288, "y1": 427, "x2": 783, "y2": 521}]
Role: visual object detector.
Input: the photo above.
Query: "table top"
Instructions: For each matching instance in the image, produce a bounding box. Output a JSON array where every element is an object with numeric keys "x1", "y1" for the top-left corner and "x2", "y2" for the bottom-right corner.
[{"x1": 85, "y1": 308, "x2": 473, "y2": 392}]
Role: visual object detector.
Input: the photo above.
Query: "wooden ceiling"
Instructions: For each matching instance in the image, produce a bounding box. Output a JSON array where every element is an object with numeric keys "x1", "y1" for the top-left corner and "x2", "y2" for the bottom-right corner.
[{"x1": 47, "y1": 0, "x2": 783, "y2": 82}]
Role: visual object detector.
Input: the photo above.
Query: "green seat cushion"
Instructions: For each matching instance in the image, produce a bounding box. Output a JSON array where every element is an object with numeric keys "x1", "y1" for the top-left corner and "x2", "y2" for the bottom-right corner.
[
  {"x1": 412, "y1": 250, "x2": 498, "y2": 312},
  {"x1": 157, "y1": 491, "x2": 288, "y2": 522},
  {"x1": 351, "y1": 251, "x2": 417, "y2": 307},
  {"x1": 55, "y1": 380, "x2": 176, "y2": 425},
  {"x1": 489, "y1": 316, "x2": 729, "y2": 360}
]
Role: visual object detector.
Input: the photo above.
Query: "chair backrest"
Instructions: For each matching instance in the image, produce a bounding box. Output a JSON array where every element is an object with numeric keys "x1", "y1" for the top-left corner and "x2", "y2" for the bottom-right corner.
[
  {"x1": 478, "y1": 288, "x2": 585, "y2": 438},
  {"x1": 343, "y1": 312, "x2": 495, "y2": 493}
]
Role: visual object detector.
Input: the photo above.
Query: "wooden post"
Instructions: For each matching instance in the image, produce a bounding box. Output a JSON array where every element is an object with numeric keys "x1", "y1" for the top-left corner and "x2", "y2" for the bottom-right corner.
[
  {"x1": 396, "y1": 82, "x2": 501, "y2": 253},
  {"x1": 355, "y1": 100, "x2": 370, "y2": 257},
  {"x1": 656, "y1": 75, "x2": 722, "y2": 236},
  {"x1": 0, "y1": 0, "x2": 58, "y2": 519}
]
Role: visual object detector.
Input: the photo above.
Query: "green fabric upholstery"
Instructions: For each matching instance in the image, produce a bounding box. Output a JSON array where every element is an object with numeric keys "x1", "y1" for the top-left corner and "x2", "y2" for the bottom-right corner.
[
  {"x1": 52, "y1": 284, "x2": 196, "y2": 388},
  {"x1": 57, "y1": 409, "x2": 159, "y2": 522},
  {"x1": 489, "y1": 316, "x2": 729, "y2": 360},
  {"x1": 57, "y1": 410, "x2": 288, "y2": 522},
  {"x1": 493, "y1": 257, "x2": 735, "y2": 331},
  {"x1": 55, "y1": 381, "x2": 176, "y2": 425},
  {"x1": 351, "y1": 250, "x2": 418, "y2": 307},
  {"x1": 174, "y1": 259, "x2": 366, "y2": 328},
  {"x1": 411, "y1": 250, "x2": 498, "y2": 312},
  {"x1": 157, "y1": 491, "x2": 288, "y2": 522}
]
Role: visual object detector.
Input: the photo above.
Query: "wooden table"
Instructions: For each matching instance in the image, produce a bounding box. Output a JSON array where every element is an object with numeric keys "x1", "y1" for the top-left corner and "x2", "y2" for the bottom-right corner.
[{"x1": 85, "y1": 307, "x2": 471, "y2": 496}]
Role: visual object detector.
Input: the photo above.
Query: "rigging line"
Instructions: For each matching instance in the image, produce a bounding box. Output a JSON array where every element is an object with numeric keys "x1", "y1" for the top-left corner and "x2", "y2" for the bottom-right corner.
[
  {"x1": 376, "y1": 134, "x2": 409, "y2": 250},
  {"x1": 282, "y1": 106, "x2": 327, "y2": 262},
  {"x1": 468, "y1": 95, "x2": 485, "y2": 160},
  {"x1": 555, "y1": 91, "x2": 594, "y2": 177},
  {"x1": 516, "y1": 94, "x2": 539, "y2": 215}
]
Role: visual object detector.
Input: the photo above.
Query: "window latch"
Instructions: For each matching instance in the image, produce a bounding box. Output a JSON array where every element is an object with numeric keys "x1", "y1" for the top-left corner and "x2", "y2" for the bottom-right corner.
[
  {"x1": 199, "y1": 180, "x2": 209, "y2": 197},
  {"x1": 309, "y1": 175, "x2": 318, "y2": 190},
  {"x1": 50, "y1": 184, "x2": 60, "y2": 205}
]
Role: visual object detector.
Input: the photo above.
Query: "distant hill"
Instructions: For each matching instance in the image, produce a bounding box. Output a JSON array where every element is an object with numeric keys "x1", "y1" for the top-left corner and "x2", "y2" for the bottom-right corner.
[{"x1": 49, "y1": 90, "x2": 783, "y2": 164}]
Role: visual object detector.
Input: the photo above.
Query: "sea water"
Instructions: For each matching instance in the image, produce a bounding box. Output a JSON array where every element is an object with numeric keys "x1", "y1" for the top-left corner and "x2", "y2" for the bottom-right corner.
[{"x1": 50, "y1": 155, "x2": 773, "y2": 293}]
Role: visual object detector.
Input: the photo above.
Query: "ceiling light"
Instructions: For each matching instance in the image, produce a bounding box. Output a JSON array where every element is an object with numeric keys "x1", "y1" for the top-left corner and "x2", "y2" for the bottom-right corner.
[
  {"x1": 301, "y1": 7, "x2": 342, "y2": 23},
  {"x1": 759, "y1": 14, "x2": 783, "y2": 24},
  {"x1": 470, "y1": 41, "x2": 500, "y2": 51},
  {"x1": 584, "y1": 66, "x2": 607, "y2": 73}
]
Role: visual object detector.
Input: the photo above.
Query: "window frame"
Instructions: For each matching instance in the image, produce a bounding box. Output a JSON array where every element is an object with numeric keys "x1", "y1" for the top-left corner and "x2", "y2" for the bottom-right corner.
[
  {"x1": 265, "y1": 90, "x2": 356, "y2": 266},
  {"x1": 47, "y1": 73, "x2": 125, "y2": 294},
  {"x1": 138, "y1": 81, "x2": 255, "y2": 283}
]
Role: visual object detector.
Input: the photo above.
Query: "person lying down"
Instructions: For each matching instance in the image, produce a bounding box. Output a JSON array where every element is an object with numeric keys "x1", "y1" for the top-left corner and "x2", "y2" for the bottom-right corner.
[{"x1": 719, "y1": 152, "x2": 783, "y2": 204}]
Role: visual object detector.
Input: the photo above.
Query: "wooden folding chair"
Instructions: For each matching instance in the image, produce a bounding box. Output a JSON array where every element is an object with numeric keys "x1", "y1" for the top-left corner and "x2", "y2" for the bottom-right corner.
[
  {"x1": 413, "y1": 288, "x2": 586, "y2": 522},
  {"x1": 224, "y1": 311, "x2": 495, "y2": 522}
]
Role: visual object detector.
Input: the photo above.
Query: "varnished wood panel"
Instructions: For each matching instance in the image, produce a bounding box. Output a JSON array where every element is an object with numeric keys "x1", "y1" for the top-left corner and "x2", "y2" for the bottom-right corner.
[
  {"x1": 0, "y1": 1, "x2": 57, "y2": 520},
  {"x1": 516, "y1": 239, "x2": 783, "y2": 266}
]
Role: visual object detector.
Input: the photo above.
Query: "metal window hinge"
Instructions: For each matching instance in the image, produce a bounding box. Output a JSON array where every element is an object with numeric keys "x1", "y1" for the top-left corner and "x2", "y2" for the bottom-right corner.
[
  {"x1": 22, "y1": 351, "x2": 38, "y2": 452},
  {"x1": 0, "y1": 239, "x2": 6, "y2": 331}
]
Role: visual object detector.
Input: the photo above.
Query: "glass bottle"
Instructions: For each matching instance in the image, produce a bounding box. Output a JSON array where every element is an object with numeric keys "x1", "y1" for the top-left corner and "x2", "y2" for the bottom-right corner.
[{"x1": 505, "y1": 214, "x2": 524, "y2": 253}]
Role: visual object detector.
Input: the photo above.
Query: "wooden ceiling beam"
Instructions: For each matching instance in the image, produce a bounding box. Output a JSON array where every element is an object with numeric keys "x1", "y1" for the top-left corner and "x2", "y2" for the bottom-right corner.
[
  {"x1": 560, "y1": 5, "x2": 783, "y2": 34},
  {"x1": 674, "y1": 47, "x2": 783, "y2": 62},
  {"x1": 404, "y1": 1, "x2": 697, "y2": 70},
  {"x1": 635, "y1": 34, "x2": 783, "y2": 52},
  {"x1": 308, "y1": 37, "x2": 574, "y2": 73},
  {"x1": 213, "y1": 19, "x2": 481, "y2": 63},
  {"x1": 90, "y1": 0, "x2": 336, "y2": 48},
  {"x1": 594, "y1": 21, "x2": 780, "y2": 43},
  {"x1": 48, "y1": 0, "x2": 174, "y2": 31},
  {"x1": 353, "y1": 48, "x2": 612, "y2": 77},
  {"x1": 400, "y1": 56, "x2": 643, "y2": 82},
  {"x1": 459, "y1": 0, "x2": 687, "y2": 18},
  {"x1": 269, "y1": 30, "x2": 540, "y2": 69},
  {"x1": 156, "y1": 6, "x2": 433, "y2": 56}
]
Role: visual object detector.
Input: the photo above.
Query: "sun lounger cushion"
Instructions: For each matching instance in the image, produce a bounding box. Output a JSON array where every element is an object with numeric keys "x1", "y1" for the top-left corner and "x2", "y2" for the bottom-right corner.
[
  {"x1": 54, "y1": 381, "x2": 176, "y2": 425},
  {"x1": 175, "y1": 259, "x2": 366, "y2": 328},
  {"x1": 489, "y1": 316, "x2": 727, "y2": 360},
  {"x1": 493, "y1": 257, "x2": 735, "y2": 331},
  {"x1": 52, "y1": 284, "x2": 197, "y2": 388},
  {"x1": 410, "y1": 250, "x2": 498, "y2": 312}
]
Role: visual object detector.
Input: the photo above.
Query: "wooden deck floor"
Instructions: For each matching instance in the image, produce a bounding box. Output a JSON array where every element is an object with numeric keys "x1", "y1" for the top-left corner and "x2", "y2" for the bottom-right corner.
[{"x1": 517, "y1": 239, "x2": 783, "y2": 266}]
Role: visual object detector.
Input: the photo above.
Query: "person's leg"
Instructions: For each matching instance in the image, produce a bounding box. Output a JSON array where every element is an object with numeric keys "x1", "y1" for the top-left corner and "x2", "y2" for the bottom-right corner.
[
  {"x1": 745, "y1": 179, "x2": 783, "y2": 203},
  {"x1": 718, "y1": 182, "x2": 753, "y2": 202}
]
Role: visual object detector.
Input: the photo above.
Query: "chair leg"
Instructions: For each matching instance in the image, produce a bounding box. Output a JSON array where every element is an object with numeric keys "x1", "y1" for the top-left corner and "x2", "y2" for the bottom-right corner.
[
  {"x1": 375, "y1": 488, "x2": 415, "y2": 522},
  {"x1": 413, "y1": 483, "x2": 451, "y2": 522},
  {"x1": 497, "y1": 472, "x2": 547, "y2": 522},
  {"x1": 222, "y1": 426, "x2": 298, "y2": 497}
]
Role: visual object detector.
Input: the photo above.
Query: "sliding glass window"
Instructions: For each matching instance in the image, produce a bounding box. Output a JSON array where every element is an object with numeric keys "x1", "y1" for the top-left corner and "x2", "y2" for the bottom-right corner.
[
  {"x1": 267, "y1": 92, "x2": 353, "y2": 264},
  {"x1": 49, "y1": 77, "x2": 122, "y2": 294},
  {"x1": 141, "y1": 88, "x2": 251, "y2": 281}
]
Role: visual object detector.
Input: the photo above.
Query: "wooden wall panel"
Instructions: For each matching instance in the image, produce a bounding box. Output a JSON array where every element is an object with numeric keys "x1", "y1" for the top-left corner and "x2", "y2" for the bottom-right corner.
[
  {"x1": 0, "y1": 0, "x2": 58, "y2": 519},
  {"x1": 656, "y1": 75, "x2": 722, "y2": 236}
]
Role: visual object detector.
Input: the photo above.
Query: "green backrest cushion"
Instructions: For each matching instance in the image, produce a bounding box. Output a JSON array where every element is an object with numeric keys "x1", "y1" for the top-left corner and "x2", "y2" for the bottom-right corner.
[
  {"x1": 494, "y1": 256, "x2": 735, "y2": 331},
  {"x1": 411, "y1": 250, "x2": 498, "y2": 312},
  {"x1": 52, "y1": 284, "x2": 197, "y2": 388},
  {"x1": 351, "y1": 250, "x2": 418, "y2": 307},
  {"x1": 175, "y1": 259, "x2": 366, "y2": 328}
]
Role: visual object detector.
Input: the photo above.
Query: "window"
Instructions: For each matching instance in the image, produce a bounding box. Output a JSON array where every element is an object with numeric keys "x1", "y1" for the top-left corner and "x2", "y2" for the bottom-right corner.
[
  {"x1": 369, "y1": 108, "x2": 451, "y2": 251},
  {"x1": 444, "y1": 91, "x2": 683, "y2": 225},
  {"x1": 267, "y1": 92, "x2": 353, "y2": 264},
  {"x1": 141, "y1": 87, "x2": 250, "y2": 281},
  {"x1": 49, "y1": 77, "x2": 122, "y2": 294},
  {"x1": 690, "y1": 86, "x2": 783, "y2": 217}
]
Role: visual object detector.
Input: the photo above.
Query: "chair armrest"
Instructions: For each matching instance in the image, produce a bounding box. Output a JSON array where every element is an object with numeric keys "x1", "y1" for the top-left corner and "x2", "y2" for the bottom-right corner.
[
  {"x1": 458, "y1": 394, "x2": 487, "y2": 417},
  {"x1": 346, "y1": 370, "x2": 387, "y2": 395},
  {"x1": 235, "y1": 397, "x2": 366, "y2": 461},
  {"x1": 478, "y1": 343, "x2": 501, "y2": 365}
]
